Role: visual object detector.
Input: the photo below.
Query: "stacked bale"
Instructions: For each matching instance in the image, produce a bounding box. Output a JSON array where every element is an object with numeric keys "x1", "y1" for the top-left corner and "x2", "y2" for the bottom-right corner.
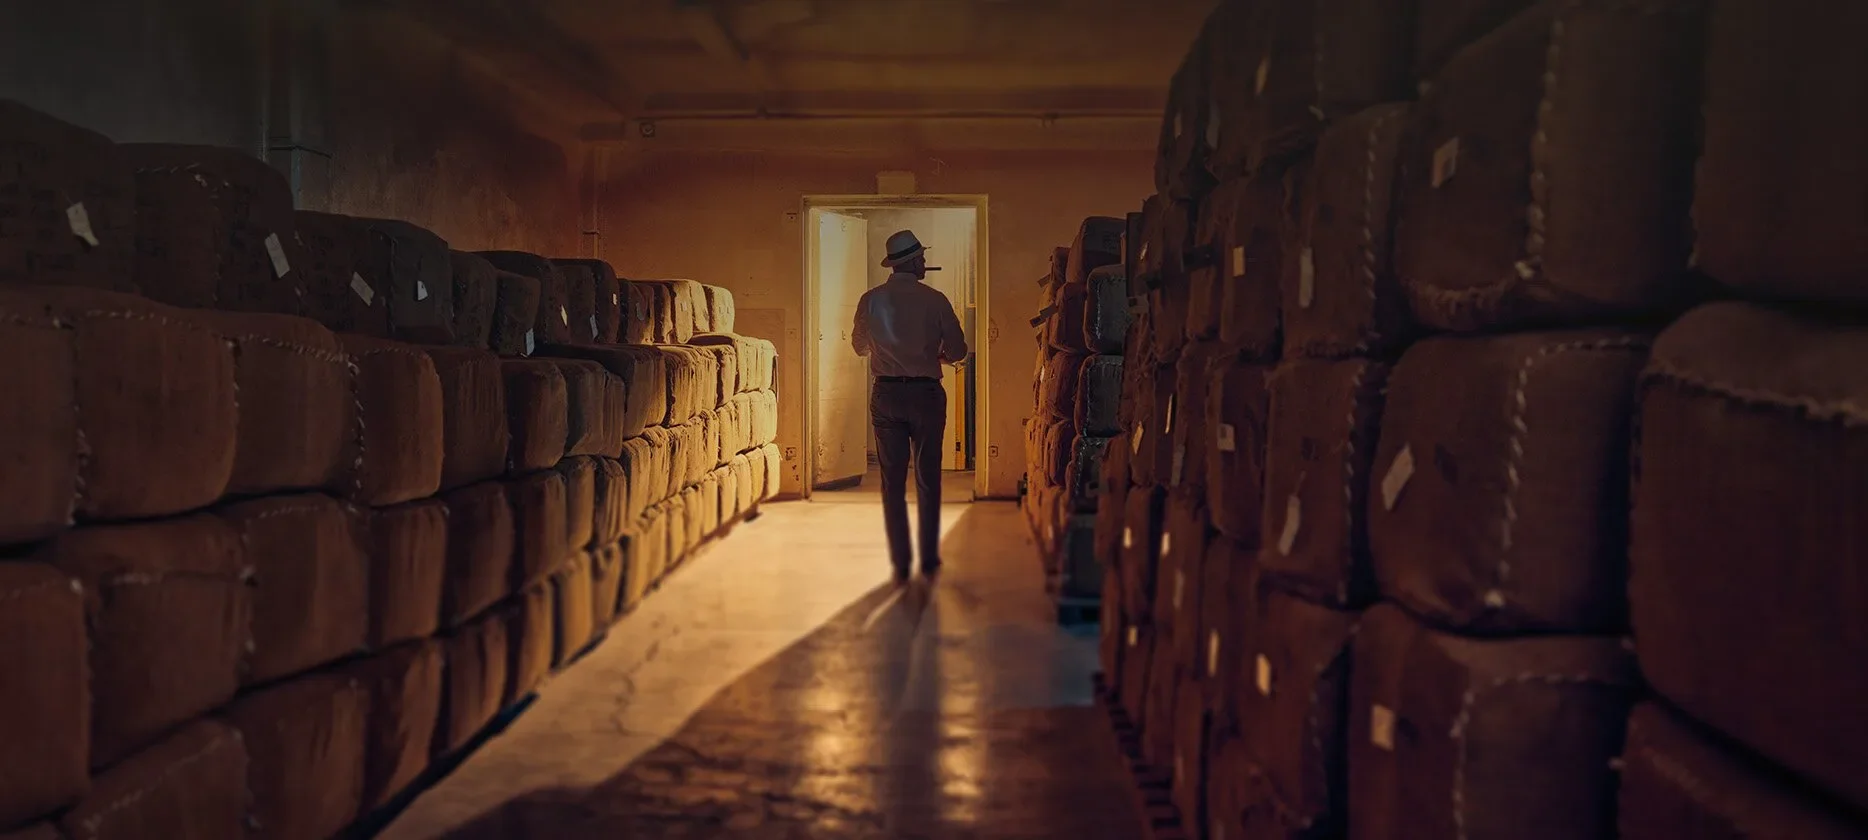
[{"x1": 0, "y1": 101, "x2": 783, "y2": 838}]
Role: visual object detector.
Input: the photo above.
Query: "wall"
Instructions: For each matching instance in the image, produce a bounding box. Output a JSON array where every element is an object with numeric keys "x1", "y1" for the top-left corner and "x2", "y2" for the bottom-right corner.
[{"x1": 595, "y1": 148, "x2": 1154, "y2": 498}]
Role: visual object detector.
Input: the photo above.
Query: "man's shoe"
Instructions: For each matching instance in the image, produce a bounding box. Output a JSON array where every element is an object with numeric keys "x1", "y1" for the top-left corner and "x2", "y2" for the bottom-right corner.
[
  {"x1": 919, "y1": 561, "x2": 942, "y2": 582},
  {"x1": 892, "y1": 568, "x2": 911, "y2": 587}
]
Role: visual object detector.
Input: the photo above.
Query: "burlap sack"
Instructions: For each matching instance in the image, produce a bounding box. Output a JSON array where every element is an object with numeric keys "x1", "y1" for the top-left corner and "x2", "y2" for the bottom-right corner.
[
  {"x1": 1157, "y1": 33, "x2": 1216, "y2": 201},
  {"x1": 1414, "y1": 0, "x2": 1542, "y2": 81},
  {"x1": 702, "y1": 284, "x2": 737, "y2": 334},
  {"x1": 1200, "y1": 538, "x2": 1262, "y2": 728},
  {"x1": 505, "y1": 584, "x2": 555, "y2": 704},
  {"x1": 636, "y1": 280, "x2": 704, "y2": 344},
  {"x1": 1346, "y1": 604, "x2": 1637, "y2": 840},
  {"x1": 1371, "y1": 329, "x2": 1649, "y2": 636},
  {"x1": 478, "y1": 251, "x2": 573, "y2": 345},
  {"x1": 550, "y1": 555, "x2": 596, "y2": 668},
  {"x1": 1238, "y1": 590, "x2": 1358, "y2": 836},
  {"x1": 437, "y1": 613, "x2": 508, "y2": 756},
  {"x1": 489, "y1": 270, "x2": 541, "y2": 357},
  {"x1": 447, "y1": 250, "x2": 498, "y2": 349},
  {"x1": 1187, "y1": 181, "x2": 1237, "y2": 342},
  {"x1": 1259, "y1": 358, "x2": 1390, "y2": 607},
  {"x1": 1130, "y1": 362, "x2": 1180, "y2": 488},
  {"x1": 1119, "y1": 486, "x2": 1169, "y2": 625},
  {"x1": 197, "y1": 311, "x2": 353, "y2": 497},
  {"x1": 0, "y1": 100, "x2": 135, "y2": 294},
  {"x1": 694, "y1": 345, "x2": 739, "y2": 409},
  {"x1": 1143, "y1": 637, "x2": 1185, "y2": 769},
  {"x1": 1393, "y1": 0, "x2": 1707, "y2": 332},
  {"x1": 760, "y1": 443, "x2": 784, "y2": 500},
  {"x1": 547, "y1": 258, "x2": 604, "y2": 345},
  {"x1": 550, "y1": 359, "x2": 610, "y2": 458},
  {"x1": 1093, "y1": 442, "x2": 1132, "y2": 580},
  {"x1": 1042, "y1": 420, "x2": 1078, "y2": 487},
  {"x1": 1063, "y1": 436, "x2": 1112, "y2": 514},
  {"x1": 357, "y1": 217, "x2": 454, "y2": 345},
  {"x1": 347, "y1": 640, "x2": 443, "y2": 811},
  {"x1": 125, "y1": 144, "x2": 306, "y2": 316},
  {"x1": 542, "y1": 344, "x2": 670, "y2": 436},
  {"x1": 0, "y1": 296, "x2": 79, "y2": 544},
  {"x1": 1203, "y1": 0, "x2": 1266, "y2": 183},
  {"x1": 690, "y1": 334, "x2": 762, "y2": 396},
  {"x1": 1172, "y1": 676, "x2": 1212, "y2": 833},
  {"x1": 618, "y1": 522, "x2": 652, "y2": 615},
  {"x1": 57, "y1": 720, "x2": 246, "y2": 840},
  {"x1": 294, "y1": 211, "x2": 391, "y2": 337},
  {"x1": 1161, "y1": 492, "x2": 1215, "y2": 696},
  {"x1": 42, "y1": 516, "x2": 248, "y2": 770},
  {"x1": 338, "y1": 335, "x2": 444, "y2": 507},
  {"x1": 1068, "y1": 216, "x2": 1126, "y2": 287},
  {"x1": 1217, "y1": 172, "x2": 1293, "y2": 362},
  {"x1": 368, "y1": 499, "x2": 447, "y2": 648},
  {"x1": 558, "y1": 456, "x2": 597, "y2": 553},
  {"x1": 426, "y1": 346, "x2": 510, "y2": 491},
  {"x1": 1286, "y1": 103, "x2": 1416, "y2": 359},
  {"x1": 222, "y1": 672, "x2": 369, "y2": 840},
  {"x1": 1147, "y1": 197, "x2": 1200, "y2": 361},
  {"x1": 592, "y1": 458, "x2": 629, "y2": 548},
  {"x1": 0, "y1": 563, "x2": 89, "y2": 827},
  {"x1": 1204, "y1": 733, "x2": 1256, "y2": 840},
  {"x1": 1619, "y1": 703, "x2": 1867, "y2": 840},
  {"x1": 1074, "y1": 355, "x2": 1124, "y2": 437},
  {"x1": 1169, "y1": 342, "x2": 1229, "y2": 493},
  {"x1": 659, "y1": 345, "x2": 715, "y2": 426},
  {"x1": 500, "y1": 359, "x2": 569, "y2": 473},
  {"x1": 221, "y1": 494, "x2": 368, "y2": 686},
  {"x1": 1045, "y1": 281, "x2": 1090, "y2": 355},
  {"x1": 591, "y1": 544, "x2": 626, "y2": 631},
  {"x1": 1039, "y1": 351, "x2": 1088, "y2": 422},
  {"x1": 617, "y1": 436, "x2": 656, "y2": 524},
  {"x1": 1084, "y1": 266, "x2": 1132, "y2": 355},
  {"x1": 439, "y1": 482, "x2": 514, "y2": 628},
  {"x1": 1118, "y1": 623, "x2": 1158, "y2": 740},
  {"x1": 751, "y1": 391, "x2": 780, "y2": 448},
  {"x1": 731, "y1": 453, "x2": 756, "y2": 517},
  {"x1": 1631, "y1": 302, "x2": 1868, "y2": 813},
  {"x1": 1245, "y1": 0, "x2": 1415, "y2": 172},
  {"x1": 1204, "y1": 358, "x2": 1274, "y2": 546},
  {"x1": 508, "y1": 471, "x2": 568, "y2": 590},
  {"x1": 594, "y1": 368, "x2": 629, "y2": 458},
  {"x1": 622, "y1": 281, "x2": 664, "y2": 345},
  {"x1": 1099, "y1": 567, "x2": 1125, "y2": 690}
]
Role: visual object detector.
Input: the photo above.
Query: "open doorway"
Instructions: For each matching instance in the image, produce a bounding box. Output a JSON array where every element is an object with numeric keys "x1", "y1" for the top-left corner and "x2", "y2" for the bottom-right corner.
[{"x1": 802, "y1": 195, "x2": 989, "y2": 502}]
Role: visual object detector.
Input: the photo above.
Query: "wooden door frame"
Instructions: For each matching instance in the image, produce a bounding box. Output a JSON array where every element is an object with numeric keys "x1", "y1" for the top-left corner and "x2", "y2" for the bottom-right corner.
[{"x1": 800, "y1": 194, "x2": 990, "y2": 502}]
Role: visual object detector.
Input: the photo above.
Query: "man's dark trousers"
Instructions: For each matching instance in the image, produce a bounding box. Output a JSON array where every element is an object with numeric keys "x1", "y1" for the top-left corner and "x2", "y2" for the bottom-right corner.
[{"x1": 871, "y1": 377, "x2": 946, "y2": 575}]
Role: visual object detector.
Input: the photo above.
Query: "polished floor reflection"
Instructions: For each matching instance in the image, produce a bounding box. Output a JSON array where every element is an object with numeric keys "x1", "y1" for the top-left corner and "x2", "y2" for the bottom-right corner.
[{"x1": 381, "y1": 477, "x2": 1144, "y2": 839}]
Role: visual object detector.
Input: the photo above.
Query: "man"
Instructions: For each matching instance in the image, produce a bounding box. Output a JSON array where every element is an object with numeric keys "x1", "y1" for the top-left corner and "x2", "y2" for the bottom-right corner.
[{"x1": 852, "y1": 229, "x2": 969, "y2": 585}]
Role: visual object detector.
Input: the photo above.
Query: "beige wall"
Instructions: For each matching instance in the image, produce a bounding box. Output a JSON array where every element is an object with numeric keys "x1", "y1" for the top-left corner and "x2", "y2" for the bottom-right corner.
[{"x1": 595, "y1": 148, "x2": 1153, "y2": 498}]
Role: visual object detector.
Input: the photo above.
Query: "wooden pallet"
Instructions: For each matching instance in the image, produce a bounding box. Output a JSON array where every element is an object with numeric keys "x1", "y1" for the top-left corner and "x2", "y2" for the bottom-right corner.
[
  {"x1": 1054, "y1": 594, "x2": 1101, "y2": 626},
  {"x1": 1093, "y1": 673, "x2": 1192, "y2": 840}
]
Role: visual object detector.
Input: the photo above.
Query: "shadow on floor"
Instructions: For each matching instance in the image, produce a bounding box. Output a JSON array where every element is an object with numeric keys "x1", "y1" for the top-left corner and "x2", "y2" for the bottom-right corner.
[{"x1": 427, "y1": 506, "x2": 1143, "y2": 840}]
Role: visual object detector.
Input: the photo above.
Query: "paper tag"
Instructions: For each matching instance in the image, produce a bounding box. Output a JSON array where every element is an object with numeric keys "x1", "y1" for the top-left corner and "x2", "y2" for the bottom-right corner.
[
  {"x1": 1432, "y1": 138, "x2": 1461, "y2": 188},
  {"x1": 1123, "y1": 527, "x2": 1133, "y2": 549},
  {"x1": 1127, "y1": 626, "x2": 1139, "y2": 648},
  {"x1": 1231, "y1": 245, "x2": 1246, "y2": 278},
  {"x1": 560, "y1": 305, "x2": 569, "y2": 325},
  {"x1": 524, "y1": 329, "x2": 535, "y2": 355},
  {"x1": 264, "y1": 233, "x2": 291, "y2": 277},
  {"x1": 1131, "y1": 426, "x2": 1145, "y2": 454},
  {"x1": 613, "y1": 292, "x2": 621, "y2": 306},
  {"x1": 66, "y1": 203, "x2": 99, "y2": 246},
  {"x1": 1382, "y1": 446, "x2": 1416, "y2": 511},
  {"x1": 1278, "y1": 494, "x2": 1302, "y2": 556},
  {"x1": 1298, "y1": 246, "x2": 1316, "y2": 309},
  {"x1": 1171, "y1": 445, "x2": 1187, "y2": 486},
  {"x1": 416, "y1": 280, "x2": 430, "y2": 301},
  {"x1": 1256, "y1": 654, "x2": 1273, "y2": 696},
  {"x1": 1207, "y1": 631, "x2": 1220, "y2": 677},
  {"x1": 1173, "y1": 570, "x2": 1185, "y2": 610},
  {"x1": 1218, "y1": 423, "x2": 1237, "y2": 453},
  {"x1": 1371, "y1": 704, "x2": 1397, "y2": 751},
  {"x1": 1255, "y1": 56, "x2": 1271, "y2": 95},
  {"x1": 1161, "y1": 531, "x2": 1172, "y2": 557},
  {"x1": 589, "y1": 314, "x2": 600, "y2": 338},
  {"x1": 350, "y1": 272, "x2": 375, "y2": 306},
  {"x1": 1173, "y1": 112, "x2": 1184, "y2": 139},
  {"x1": 1139, "y1": 243, "x2": 1150, "y2": 264},
  {"x1": 1040, "y1": 366, "x2": 1049, "y2": 382},
  {"x1": 1164, "y1": 394, "x2": 1177, "y2": 434}
]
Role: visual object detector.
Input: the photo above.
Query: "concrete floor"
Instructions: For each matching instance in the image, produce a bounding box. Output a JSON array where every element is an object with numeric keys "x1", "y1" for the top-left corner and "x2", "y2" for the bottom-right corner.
[{"x1": 381, "y1": 472, "x2": 1145, "y2": 839}]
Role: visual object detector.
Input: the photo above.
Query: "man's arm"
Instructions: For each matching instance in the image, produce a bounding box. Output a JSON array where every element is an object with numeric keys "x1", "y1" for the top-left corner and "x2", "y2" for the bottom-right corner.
[
  {"x1": 851, "y1": 297, "x2": 872, "y2": 357},
  {"x1": 938, "y1": 297, "x2": 969, "y2": 364}
]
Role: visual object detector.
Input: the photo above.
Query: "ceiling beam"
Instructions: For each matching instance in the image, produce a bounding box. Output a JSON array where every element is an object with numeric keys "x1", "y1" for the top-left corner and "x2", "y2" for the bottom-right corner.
[
  {"x1": 635, "y1": 87, "x2": 1168, "y2": 118},
  {"x1": 675, "y1": 0, "x2": 781, "y2": 92}
]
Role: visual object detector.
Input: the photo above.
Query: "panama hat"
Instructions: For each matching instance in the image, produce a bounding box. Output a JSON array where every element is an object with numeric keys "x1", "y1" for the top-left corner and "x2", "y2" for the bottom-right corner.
[{"x1": 880, "y1": 229, "x2": 929, "y2": 268}]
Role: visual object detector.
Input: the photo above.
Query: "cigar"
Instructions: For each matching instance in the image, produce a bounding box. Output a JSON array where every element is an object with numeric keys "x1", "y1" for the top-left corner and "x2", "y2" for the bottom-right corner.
[{"x1": 925, "y1": 266, "x2": 943, "y2": 272}]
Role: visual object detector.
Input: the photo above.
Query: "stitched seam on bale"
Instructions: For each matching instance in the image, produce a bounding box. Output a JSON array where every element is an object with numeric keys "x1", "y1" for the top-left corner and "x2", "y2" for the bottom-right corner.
[
  {"x1": 1356, "y1": 110, "x2": 1398, "y2": 355},
  {"x1": 1630, "y1": 740, "x2": 1758, "y2": 834},
  {"x1": 1450, "y1": 672, "x2": 1633, "y2": 840},
  {"x1": 1338, "y1": 364, "x2": 1371, "y2": 604},
  {"x1": 71, "y1": 729, "x2": 238, "y2": 838},
  {"x1": 1641, "y1": 364, "x2": 1868, "y2": 426},
  {"x1": 1494, "y1": 337, "x2": 1650, "y2": 605},
  {"x1": 346, "y1": 355, "x2": 367, "y2": 497},
  {"x1": 100, "y1": 570, "x2": 251, "y2": 588},
  {"x1": 0, "y1": 576, "x2": 81, "y2": 604},
  {"x1": 1300, "y1": 619, "x2": 1360, "y2": 826}
]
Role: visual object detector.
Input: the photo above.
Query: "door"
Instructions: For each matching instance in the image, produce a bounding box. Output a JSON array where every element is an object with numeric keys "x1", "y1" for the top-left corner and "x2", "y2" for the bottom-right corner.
[{"x1": 814, "y1": 211, "x2": 871, "y2": 488}]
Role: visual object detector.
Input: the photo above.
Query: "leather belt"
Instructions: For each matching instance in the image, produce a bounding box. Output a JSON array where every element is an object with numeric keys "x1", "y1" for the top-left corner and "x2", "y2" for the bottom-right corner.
[{"x1": 876, "y1": 376, "x2": 938, "y2": 383}]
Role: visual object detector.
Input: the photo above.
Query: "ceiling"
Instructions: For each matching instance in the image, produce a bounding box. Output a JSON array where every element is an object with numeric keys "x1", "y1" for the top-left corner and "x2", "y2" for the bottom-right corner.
[{"x1": 378, "y1": 0, "x2": 1215, "y2": 151}]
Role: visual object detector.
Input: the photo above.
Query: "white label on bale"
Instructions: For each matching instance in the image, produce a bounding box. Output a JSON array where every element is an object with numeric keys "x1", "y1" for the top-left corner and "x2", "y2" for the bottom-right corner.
[
  {"x1": 1278, "y1": 494, "x2": 1302, "y2": 556},
  {"x1": 612, "y1": 292, "x2": 621, "y2": 306},
  {"x1": 1255, "y1": 56, "x2": 1271, "y2": 95},
  {"x1": 1040, "y1": 365, "x2": 1048, "y2": 382},
  {"x1": 1382, "y1": 445, "x2": 1416, "y2": 511},
  {"x1": 1231, "y1": 245, "x2": 1246, "y2": 278},
  {"x1": 590, "y1": 314, "x2": 600, "y2": 338},
  {"x1": 1432, "y1": 138, "x2": 1461, "y2": 188},
  {"x1": 1161, "y1": 531, "x2": 1172, "y2": 557},
  {"x1": 1131, "y1": 425, "x2": 1145, "y2": 454},
  {"x1": 1256, "y1": 654, "x2": 1273, "y2": 696},
  {"x1": 66, "y1": 203, "x2": 99, "y2": 246},
  {"x1": 1123, "y1": 527, "x2": 1133, "y2": 549},
  {"x1": 350, "y1": 273, "x2": 375, "y2": 306},
  {"x1": 1173, "y1": 112, "x2": 1184, "y2": 139},
  {"x1": 265, "y1": 233, "x2": 291, "y2": 277},
  {"x1": 1207, "y1": 631, "x2": 1220, "y2": 677},
  {"x1": 1164, "y1": 394, "x2": 1177, "y2": 435},
  {"x1": 1298, "y1": 247, "x2": 1316, "y2": 309},
  {"x1": 1173, "y1": 570, "x2": 1184, "y2": 610},
  {"x1": 1127, "y1": 626, "x2": 1139, "y2": 648},
  {"x1": 1171, "y1": 445, "x2": 1186, "y2": 486},
  {"x1": 1218, "y1": 423, "x2": 1237, "y2": 453},
  {"x1": 560, "y1": 305, "x2": 570, "y2": 325},
  {"x1": 524, "y1": 329, "x2": 535, "y2": 356},
  {"x1": 1139, "y1": 243, "x2": 1150, "y2": 264},
  {"x1": 1371, "y1": 704, "x2": 1397, "y2": 751},
  {"x1": 416, "y1": 280, "x2": 430, "y2": 301}
]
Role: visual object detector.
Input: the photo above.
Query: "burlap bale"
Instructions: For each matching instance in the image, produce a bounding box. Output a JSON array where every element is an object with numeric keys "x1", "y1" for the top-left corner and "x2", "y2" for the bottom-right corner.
[
  {"x1": 1631, "y1": 302, "x2": 1868, "y2": 813},
  {"x1": 1187, "y1": 180, "x2": 1237, "y2": 342},
  {"x1": 1218, "y1": 172, "x2": 1293, "y2": 361},
  {"x1": 752, "y1": 390, "x2": 780, "y2": 449},
  {"x1": 591, "y1": 545, "x2": 625, "y2": 630},
  {"x1": 1201, "y1": 538, "x2": 1262, "y2": 728},
  {"x1": 1346, "y1": 604, "x2": 1637, "y2": 840},
  {"x1": 1157, "y1": 33, "x2": 1216, "y2": 201},
  {"x1": 1093, "y1": 441, "x2": 1132, "y2": 573},
  {"x1": 748, "y1": 337, "x2": 778, "y2": 393},
  {"x1": 760, "y1": 444, "x2": 784, "y2": 501},
  {"x1": 1064, "y1": 436, "x2": 1112, "y2": 513},
  {"x1": 1118, "y1": 486, "x2": 1168, "y2": 621},
  {"x1": 636, "y1": 280, "x2": 704, "y2": 344},
  {"x1": 1287, "y1": 104, "x2": 1417, "y2": 359},
  {"x1": 663, "y1": 425, "x2": 694, "y2": 501},
  {"x1": 550, "y1": 555, "x2": 596, "y2": 669},
  {"x1": 124, "y1": 143, "x2": 306, "y2": 315},
  {"x1": 1130, "y1": 362, "x2": 1180, "y2": 488},
  {"x1": 353, "y1": 217, "x2": 453, "y2": 344},
  {"x1": 1084, "y1": 266, "x2": 1132, "y2": 355},
  {"x1": 500, "y1": 359, "x2": 569, "y2": 473},
  {"x1": 690, "y1": 333, "x2": 760, "y2": 396},
  {"x1": 507, "y1": 471, "x2": 568, "y2": 591},
  {"x1": 338, "y1": 334, "x2": 445, "y2": 507},
  {"x1": 1123, "y1": 209, "x2": 1148, "y2": 296},
  {"x1": 677, "y1": 488, "x2": 703, "y2": 560},
  {"x1": 425, "y1": 346, "x2": 509, "y2": 492},
  {"x1": 436, "y1": 613, "x2": 507, "y2": 757},
  {"x1": 0, "y1": 100, "x2": 135, "y2": 294},
  {"x1": 1238, "y1": 590, "x2": 1358, "y2": 836},
  {"x1": 592, "y1": 368, "x2": 628, "y2": 459},
  {"x1": 220, "y1": 493, "x2": 369, "y2": 686},
  {"x1": 368, "y1": 498, "x2": 447, "y2": 648},
  {"x1": 1259, "y1": 357, "x2": 1390, "y2": 607},
  {"x1": 1414, "y1": 0, "x2": 1542, "y2": 81},
  {"x1": 699, "y1": 410, "x2": 725, "y2": 472},
  {"x1": 1099, "y1": 567, "x2": 1125, "y2": 691},
  {"x1": 546, "y1": 259, "x2": 603, "y2": 345},
  {"x1": 1143, "y1": 634, "x2": 1185, "y2": 768},
  {"x1": 294, "y1": 211, "x2": 390, "y2": 337},
  {"x1": 199, "y1": 310, "x2": 353, "y2": 497},
  {"x1": 1204, "y1": 733, "x2": 1256, "y2": 840},
  {"x1": 56, "y1": 720, "x2": 246, "y2": 840},
  {"x1": 1205, "y1": 358, "x2": 1274, "y2": 546},
  {"x1": 731, "y1": 453, "x2": 756, "y2": 517},
  {"x1": 1161, "y1": 492, "x2": 1215, "y2": 693},
  {"x1": 694, "y1": 477, "x2": 720, "y2": 543},
  {"x1": 489, "y1": 270, "x2": 541, "y2": 357},
  {"x1": 541, "y1": 343, "x2": 670, "y2": 437},
  {"x1": 347, "y1": 640, "x2": 443, "y2": 811},
  {"x1": 1246, "y1": 0, "x2": 1416, "y2": 173},
  {"x1": 1370, "y1": 329, "x2": 1649, "y2": 636},
  {"x1": 558, "y1": 456, "x2": 598, "y2": 553},
  {"x1": 505, "y1": 584, "x2": 555, "y2": 704},
  {"x1": 1118, "y1": 623, "x2": 1158, "y2": 741},
  {"x1": 703, "y1": 284, "x2": 737, "y2": 334},
  {"x1": 1619, "y1": 703, "x2": 1868, "y2": 840},
  {"x1": 617, "y1": 436, "x2": 656, "y2": 524},
  {"x1": 1147, "y1": 197, "x2": 1200, "y2": 361},
  {"x1": 694, "y1": 344, "x2": 739, "y2": 409},
  {"x1": 446, "y1": 250, "x2": 498, "y2": 350},
  {"x1": 1172, "y1": 673, "x2": 1211, "y2": 831},
  {"x1": 592, "y1": 458, "x2": 629, "y2": 547},
  {"x1": 1170, "y1": 342, "x2": 1229, "y2": 493},
  {"x1": 0, "y1": 287, "x2": 237, "y2": 524},
  {"x1": 622, "y1": 281, "x2": 664, "y2": 345},
  {"x1": 619, "y1": 525, "x2": 652, "y2": 615},
  {"x1": 477, "y1": 251, "x2": 572, "y2": 345},
  {"x1": 1045, "y1": 280, "x2": 1090, "y2": 354},
  {"x1": 1068, "y1": 216, "x2": 1125, "y2": 287},
  {"x1": 1042, "y1": 420, "x2": 1078, "y2": 487},
  {"x1": 439, "y1": 482, "x2": 514, "y2": 628},
  {"x1": 550, "y1": 359, "x2": 611, "y2": 458},
  {"x1": 41, "y1": 516, "x2": 248, "y2": 770},
  {"x1": 222, "y1": 672, "x2": 368, "y2": 840},
  {"x1": 0, "y1": 563, "x2": 89, "y2": 827},
  {"x1": 1393, "y1": 0, "x2": 1707, "y2": 333},
  {"x1": 1203, "y1": 0, "x2": 1267, "y2": 182},
  {"x1": 1694, "y1": 0, "x2": 1868, "y2": 306},
  {"x1": 655, "y1": 345, "x2": 711, "y2": 426},
  {"x1": 1039, "y1": 351, "x2": 1089, "y2": 422}
]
